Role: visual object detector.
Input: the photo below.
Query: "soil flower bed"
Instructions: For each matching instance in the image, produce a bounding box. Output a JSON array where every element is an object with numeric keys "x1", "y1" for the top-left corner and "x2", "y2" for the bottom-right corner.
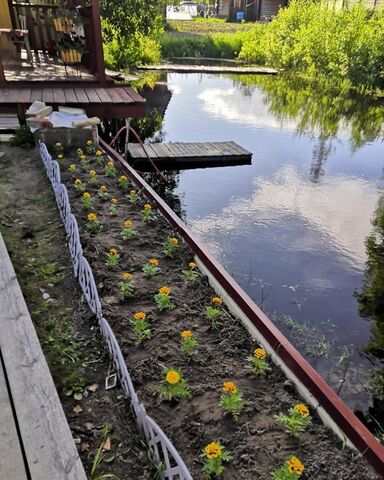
[{"x1": 52, "y1": 143, "x2": 379, "y2": 479}]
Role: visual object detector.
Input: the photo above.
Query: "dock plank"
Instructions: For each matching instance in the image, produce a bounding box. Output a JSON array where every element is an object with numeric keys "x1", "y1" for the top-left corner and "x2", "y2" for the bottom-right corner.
[
  {"x1": 0, "y1": 359, "x2": 28, "y2": 479},
  {"x1": 63, "y1": 88, "x2": 78, "y2": 103},
  {"x1": 42, "y1": 88, "x2": 54, "y2": 103},
  {"x1": 30, "y1": 88, "x2": 43, "y2": 102},
  {"x1": 128, "y1": 141, "x2": 252, "y2": 170},
  {"x1": 0, "y1": 233, "x2": 87, "y2": 480},
  {"x1": 52, "y1": 88, "x2": 66, "y2": 104},
  {"x1": 74, "y1": 88, "x2": 89, "y2": 103}
]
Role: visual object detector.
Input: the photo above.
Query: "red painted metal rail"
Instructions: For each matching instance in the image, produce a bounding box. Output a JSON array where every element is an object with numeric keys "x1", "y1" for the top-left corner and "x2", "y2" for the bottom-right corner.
[{"x1": 100, "y1": 138, "x2": 384, "y2": 476}]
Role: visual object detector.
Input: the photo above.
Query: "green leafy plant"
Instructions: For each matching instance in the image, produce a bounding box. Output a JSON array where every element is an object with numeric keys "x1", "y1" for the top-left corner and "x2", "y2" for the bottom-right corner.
[
  {"x1": 94, "y1": 149, "x2": 105, "y2": 165},
  {"x1": 98, "y1": 185, "x2": 109, "y2": 200},
  {"x1": 86, "y1": 213, "x2": 103, "y2": 234},
  {"x1": 200, "y1": 441, "x2": 232, "y2": 478},
  {"x1": 142, "y1": 258, "x2": 160, "y2": 277},
  {"x1": 247, "y1": 347, "x2": 271, "y2": 376},
  {"x1": 275, "y1": 404, "x2": 312, "y2": 437},
  {"x1": 158, "y1": 367, "x2": 191, "y2": 400},
  {"x1": 86, "y1": 139, "x2": 96, "y2": 155},
  {"x1": 131, "y1": 311, "x2": 151, "y2": 345},
  {"x1": 180, "y1": 330, "x2": 198, "y2": 356},
  {"x1": 182, "y1": 261, "x2": 200, "y2": 282},
  {"x1": 109, "y1": 197, "x2": 118, "y2": 215},
  {"x1": 105, "y1": 160, "x2": 117, "y2": 176},
  {"x1": 106, "y1": 248, "x2": 120, "y2": 268},
  {"x1": 219, "y1": 381, "x2": 244, "y2": 420},
  {"x1": 10, "y1": 125, "x2": 35, "y2": 149},
  {"x1": 154, "y1": 286, "x2": 175, "y2": 311},
  {"x1": 74, "y1": 178, "x2": 86, "y2": 192},
  {"x1": 88, "y1": 169, "x2": 98, "y2": 185},
  {"x1": 206, "y1": 296, "x2": 223, "y2": 329},
  {"x1": 118, "y1": 272, "x2": 134, "y2": 301},
  {"x1": 90, "y1": 425, "x2": 120, "y2": 480},
  {"x1": 82, "y1": 191, "x2": 93, "y2": 209},
  {"x1": 141, "y1": 203, "x2": 153, "y2": 222},
  {"x1": 121, "y1": 219, "x2": 136, "y2": 240},
  {"x1": 271, "y1": 456, "x2": 304, "y2": 479},
  {"x1": 127, "y1": 189, "x2": 138, "y2": 204},
  {"x1": 118, "y1": 175, "x2": 130, "y2": 190},
  {"x1": 163, "y1": 236, "x2": 179, "y2": 257}
]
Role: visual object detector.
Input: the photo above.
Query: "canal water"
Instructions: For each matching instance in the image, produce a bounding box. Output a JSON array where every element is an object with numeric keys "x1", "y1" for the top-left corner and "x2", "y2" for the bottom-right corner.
[{"x1": 139, "y1": 73, "x2": 384, "y2": 422}]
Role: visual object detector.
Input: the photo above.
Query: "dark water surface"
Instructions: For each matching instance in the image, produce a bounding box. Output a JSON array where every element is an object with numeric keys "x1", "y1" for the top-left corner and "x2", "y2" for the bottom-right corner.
[{"x1": 141, "y1": 73, "x2": 384, "y2": 419}]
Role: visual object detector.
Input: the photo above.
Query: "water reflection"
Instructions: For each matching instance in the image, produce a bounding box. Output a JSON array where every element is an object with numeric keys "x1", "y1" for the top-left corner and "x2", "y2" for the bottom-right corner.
[
  {"x1": 127, "y1": 72, "x2": 384, "y2": 418},
  {"x1": 189, "y1": 165, "x2": 378, "y2": 270}
]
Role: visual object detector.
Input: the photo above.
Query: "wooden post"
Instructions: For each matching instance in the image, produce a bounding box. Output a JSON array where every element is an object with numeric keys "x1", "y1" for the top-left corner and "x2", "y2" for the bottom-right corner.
[
  {"x1": 90, "y1": 0, "x2": 106, "y2": 84},
  {"x1": 0, "y1": 58, "x2": 6, "y2": 86}
]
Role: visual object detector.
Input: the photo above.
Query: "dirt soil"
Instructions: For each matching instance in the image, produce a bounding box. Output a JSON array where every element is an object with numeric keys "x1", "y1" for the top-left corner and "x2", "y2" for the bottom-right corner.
[
  {"x1": 50, "y1": 143, "x2": 381, "y2": 480},
  {"x1": 0, "y1": 144, "x2": 157, "y2": 480}
]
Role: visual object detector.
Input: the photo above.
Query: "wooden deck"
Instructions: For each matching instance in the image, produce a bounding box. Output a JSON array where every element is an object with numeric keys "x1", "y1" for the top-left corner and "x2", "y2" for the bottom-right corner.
[
  {"x1": 128, "y1": 141, "x2": 252, "y2": 170},
  {"x1": 3, "y1": 50, "x2": 97, "y2": 82},
  {"x1": 0, "y1": 85, "x2": 146, "y2": 119},
  {"x1": 0, "y1": 232, "x2": 87, "y2": 480}
]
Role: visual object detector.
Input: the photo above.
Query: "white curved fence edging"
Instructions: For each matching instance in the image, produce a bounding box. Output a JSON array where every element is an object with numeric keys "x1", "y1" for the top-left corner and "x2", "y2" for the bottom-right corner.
[{"x1": 38, "y1": 141, "x2": 193, "y2": 480}]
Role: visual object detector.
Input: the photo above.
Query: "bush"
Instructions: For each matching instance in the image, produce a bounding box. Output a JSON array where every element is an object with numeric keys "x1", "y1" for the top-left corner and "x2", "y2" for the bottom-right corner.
[{"x1": 10, "y1": 125, "x2": 35, "y2": 149}]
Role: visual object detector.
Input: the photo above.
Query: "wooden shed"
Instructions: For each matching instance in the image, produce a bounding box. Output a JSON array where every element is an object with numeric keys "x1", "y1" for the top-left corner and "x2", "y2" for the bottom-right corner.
[{"x1": 217, "y1": 0, "x2": 288, "y2": 21}]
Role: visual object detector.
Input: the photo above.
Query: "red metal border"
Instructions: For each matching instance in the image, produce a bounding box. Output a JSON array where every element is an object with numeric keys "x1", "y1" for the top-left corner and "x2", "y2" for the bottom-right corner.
[{"x1": 100, "y1": 139, "x2": 384, "y2": 475}]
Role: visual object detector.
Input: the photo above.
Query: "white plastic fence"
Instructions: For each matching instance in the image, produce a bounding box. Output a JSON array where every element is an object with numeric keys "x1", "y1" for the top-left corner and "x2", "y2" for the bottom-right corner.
[{"x1": 38, "y1": 141, "x2": 194, "y2": 480}]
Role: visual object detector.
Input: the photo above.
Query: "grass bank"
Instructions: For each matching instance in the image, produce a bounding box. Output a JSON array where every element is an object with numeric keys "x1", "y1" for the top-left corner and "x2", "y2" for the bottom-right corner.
[{"x1": 157, "y1": 0, "x2": 384, "y2": 93}]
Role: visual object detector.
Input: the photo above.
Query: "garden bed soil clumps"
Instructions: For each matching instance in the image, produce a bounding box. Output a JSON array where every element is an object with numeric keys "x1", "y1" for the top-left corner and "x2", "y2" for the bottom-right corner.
[
  {"x1": 0, "y1": 145, "x2": 155, "y2": 480},
  {"x1": 57, "y1": 144, "x2": 380, "y2": 480}
]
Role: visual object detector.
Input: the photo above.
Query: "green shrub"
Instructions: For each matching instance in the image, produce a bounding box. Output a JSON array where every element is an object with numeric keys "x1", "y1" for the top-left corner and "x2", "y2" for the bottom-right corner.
[{"x1": 10, "y1": 125, "x2": 35, "y2": 149}]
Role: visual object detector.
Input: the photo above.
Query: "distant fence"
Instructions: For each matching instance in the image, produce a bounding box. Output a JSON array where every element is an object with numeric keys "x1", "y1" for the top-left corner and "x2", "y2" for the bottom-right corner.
[{"x1": 39, "y1": 141, "x2": 194, "y2": 480}]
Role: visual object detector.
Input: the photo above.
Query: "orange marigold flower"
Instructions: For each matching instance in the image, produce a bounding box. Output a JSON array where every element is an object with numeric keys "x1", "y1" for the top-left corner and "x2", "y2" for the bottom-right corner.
[
  {"x1": 170, "y1": 237, "x2": 178, "y2": 245},
  {"x1": 80, "y1": 155, "x2": 86, "y2": 160},
  {"x1": 254, "y1": 348, "x2": 267, "y2": 359},
  {"x1": 295, "y1": 404, "x2": 309, "y2": 417},
  {"x1": 159, "y1": 286, "x2": 170, "y2": 296},
  {"x1": 100, "y1": 185, "x2": 107, "y2": 192},
  {"x1": 149, "y1": 258, "x2": 158, "y2": 267},
  {"x1": 287, "y1": 456, "x2": 304, "y2": 475},
  {"x1": 111, "y1": 197, "x2": 118, "y2": 204},
  {"x1": 69, "y1": 164, "x2": 76, "y2": 170},
  {"x1": 86, "y1": 140, "x2": 93, "y2": 145},
  {"x1": 144, "y1": 203, "x2": 152, "y2": 210},
  {"x1": 58, "y1": 154, "x2": 63, "y2": 159},
  {"x1": 165, "y1": 370, "x2": 180, "y2": 385},
  {"x1": 181, "y1": 330, "x2": 192, "y2": 339},
  {"x1": 130, "y1": 189, "x2": 136, "y2": 194},
  {"x1": 204, "y1": 442, "x2": 222, "y2": 459},
  {"x1": 212, "y1": 297, "x2": 223, "y2": 305},
  {"x1": 83, "y1": 192, "x2": 91, "y2": 199},
  {"x1": 109, "y1": 248, "x2": 118, "y2": 255},
  {"x1": 89, "y1": 169, "x2": 96, "y2": 176},
  {"x1": 107, "y1": 161, "x2": 114, "y2": 167},
  {"x1": 122, "y1": 272, "x2": 132, "y2": 280},
  {"x1": 55, "y1": 142, "x2": 62, "y2": 147},
  {"x1": 134, "y1": 311, "x2": 146, "y2": 321},
  {"x1": 95, "y1": 150, "x2": 103, "y2": 156},
  {"x1": 87, "y1": 213, "x2": 97, "y2": 221},
  {"x1": 223, "y1": 381, "x2": 237, "y2": 395},
  {"x1": 120, "y1": 175, "x2": 127, "y2": 181},
  {"x1": 75, "y1": 178, "x2": 82, "y2": 185},
  {"x1": 124, "y1": 220, "x2": 133, "y2": 228},
  {"x1": 188, "y1": 262, "x2": 197, "y2": 269}
]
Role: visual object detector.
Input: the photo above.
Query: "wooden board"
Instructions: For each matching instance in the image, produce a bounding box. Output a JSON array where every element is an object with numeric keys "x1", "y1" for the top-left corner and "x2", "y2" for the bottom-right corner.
[
  {"x1": 138, "y1": 64, "x2": 278, "y2": 75},
  {"x1": 0, "y1": 233, "x2": 87, "y2": 480},
  {"x1": 0, "y1": 86, "x2": 145, "y2": 107},
  {"x1": 128, "y1": 141, "x2": 252, "y2": 170},
  {"x1": 0, "y1": 114, "x2": 19, "y2": 131},
  {"x1": 0, "y1": 357, "x2": 28, "y2": 479}
]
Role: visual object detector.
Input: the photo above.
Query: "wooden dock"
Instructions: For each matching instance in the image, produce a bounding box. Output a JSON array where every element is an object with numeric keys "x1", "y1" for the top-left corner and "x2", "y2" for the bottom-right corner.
[
  {"x1": 0, "y1": 232, "x2": 87, "y2": 480},
  {"x1": 0, "y1": 85, "x2": 146, "y2": 119},
  {"x1": 128, "y1": 141, "x2": 252, "y2": 170},
  {"x1": 138, "y1": 64, "x2": 278, "y2": 75}
]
